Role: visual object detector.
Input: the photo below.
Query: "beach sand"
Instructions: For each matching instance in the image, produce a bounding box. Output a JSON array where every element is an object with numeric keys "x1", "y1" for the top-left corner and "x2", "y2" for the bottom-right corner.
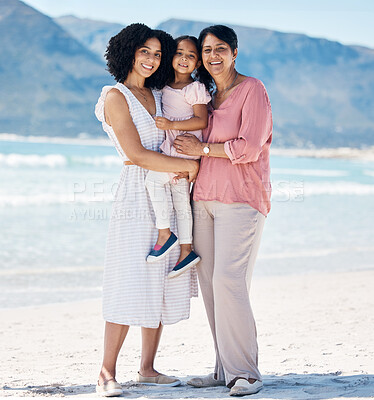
[{"x1": 1, "y1": 270, "x2": 373, "y2": 399}]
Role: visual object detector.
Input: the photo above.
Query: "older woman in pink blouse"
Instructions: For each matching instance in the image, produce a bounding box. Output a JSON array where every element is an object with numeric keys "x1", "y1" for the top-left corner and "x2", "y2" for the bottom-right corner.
[{"x1": 174, "y1": 25, "x2": 272, "y2": 396}]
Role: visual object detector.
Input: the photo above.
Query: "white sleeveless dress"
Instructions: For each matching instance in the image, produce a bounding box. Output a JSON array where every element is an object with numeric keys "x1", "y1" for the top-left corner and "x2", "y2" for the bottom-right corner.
[{"x1": 95, "y1": 83, "x2": 198, "y2": 328}]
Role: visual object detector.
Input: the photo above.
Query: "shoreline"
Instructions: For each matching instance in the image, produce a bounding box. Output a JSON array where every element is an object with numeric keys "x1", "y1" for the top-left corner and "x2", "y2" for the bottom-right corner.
[
  {"x1": 1, "y1": 267, "x2": 373, "y2": 312},
  {"x1": 271, "y1": 146, "x2": 374, "y2": 161},
  {"x1": 1, "y1": 269, "x2": 373, "y2": 398},
  {"x1": 1, "y1": 133, "x2": 374, "y2": 161}
]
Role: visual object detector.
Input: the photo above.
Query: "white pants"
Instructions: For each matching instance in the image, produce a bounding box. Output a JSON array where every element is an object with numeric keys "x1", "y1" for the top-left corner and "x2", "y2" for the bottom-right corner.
[{"x1": 145, "y1": 171, "x2": 192, "y2": 244}]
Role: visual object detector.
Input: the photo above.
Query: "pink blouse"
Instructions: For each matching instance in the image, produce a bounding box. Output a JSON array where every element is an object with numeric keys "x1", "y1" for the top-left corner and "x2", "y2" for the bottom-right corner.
[
  {"x1": 160, "y1": 81, "x2": 211, "y2": 160},
  {"x1": 193, "y1": 77, "x2": 273, "y2": 216}
]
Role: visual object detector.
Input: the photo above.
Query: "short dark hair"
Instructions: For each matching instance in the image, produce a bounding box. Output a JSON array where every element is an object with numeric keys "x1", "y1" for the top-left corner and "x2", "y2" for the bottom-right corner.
[
  {"x1": 197, "y1": 25, "x2": 238, "y2": 92},
  {"x1": 199, "y1": 25, "x2": 238, "y2": 53},
  {"x1": 105, "y1": 23, "x2": 176, "y2": 89}
]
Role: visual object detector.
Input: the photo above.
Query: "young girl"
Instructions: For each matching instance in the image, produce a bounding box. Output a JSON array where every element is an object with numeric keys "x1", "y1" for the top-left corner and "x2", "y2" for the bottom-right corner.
[{"x1": 145, "y1": 35, "x2": 211, "y2": 278}]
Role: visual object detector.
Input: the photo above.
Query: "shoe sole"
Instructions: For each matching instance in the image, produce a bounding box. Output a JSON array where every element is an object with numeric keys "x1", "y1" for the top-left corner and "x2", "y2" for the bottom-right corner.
[
  {"x1": 168, "y1": 256, "x2": 201, "y2": 279},
  {"x1": 146, "y1": 240, "x2": 179, "y2": 264},
  {"x1": 96, "y1": 386, "x2": 123, "y2": 397},
  {"x1": 229, "y1": 385, "x2": 263, "y2": 396}
]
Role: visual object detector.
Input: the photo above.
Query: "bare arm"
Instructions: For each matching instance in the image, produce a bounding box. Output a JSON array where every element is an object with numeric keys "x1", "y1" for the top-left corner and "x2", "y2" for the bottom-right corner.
[
  {"x1": 155, "y1": 104, "x2": 208, "y2": 131},
  {"x1": 173, "y1": 133, "x2": 229, "y2": 159},
  {"x1": 105, "y1": 89, "x2": 199, "y2": 181}
]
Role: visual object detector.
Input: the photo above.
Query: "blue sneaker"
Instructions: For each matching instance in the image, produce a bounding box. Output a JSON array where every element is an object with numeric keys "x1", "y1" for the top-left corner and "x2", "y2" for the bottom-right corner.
[
  {"x1": 146, "y1": 232, "x2": 179, "y2": 263},
  {"x1": 168, "y1": 251, "x2": 201, "y2": 279}
]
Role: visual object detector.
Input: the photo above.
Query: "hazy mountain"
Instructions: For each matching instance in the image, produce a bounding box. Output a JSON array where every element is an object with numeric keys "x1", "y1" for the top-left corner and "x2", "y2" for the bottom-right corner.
[
  {"x1": 55, "y1": 16, "x2": 374, "y2": 147},
  {"x1": 0, "y1": 0, "x2": 111, "y2": 137},
  {"x1": 1, "y1": 3, "x2": 373, "y2": 147},
  {"x1": 55, "y1": 15, "x2": 124, "y2": 59},
  {"x1": 158, "y1": 19, "x2": 374, "y2": 148}
]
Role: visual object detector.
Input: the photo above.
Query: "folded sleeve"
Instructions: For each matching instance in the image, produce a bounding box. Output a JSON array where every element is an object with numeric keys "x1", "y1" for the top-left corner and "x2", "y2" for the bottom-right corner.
[
  {"x1": 184, "y1": 81, "x2": 211, "y2": 106},
  {"x1": 224, "y1": 80, "x2": 272, "y2": 164}
]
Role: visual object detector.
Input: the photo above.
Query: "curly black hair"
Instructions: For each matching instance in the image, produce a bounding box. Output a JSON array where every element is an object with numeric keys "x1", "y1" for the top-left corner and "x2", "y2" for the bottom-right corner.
[
  {"x1": 197, "y1": 25, "x2": 239, "y2": 92},
  {"x1": 151, "y1": 29, "x2": 176, "y2": 88},
  {"x1": 105, "y1": 23, "x2": 176, "y2": 89}
]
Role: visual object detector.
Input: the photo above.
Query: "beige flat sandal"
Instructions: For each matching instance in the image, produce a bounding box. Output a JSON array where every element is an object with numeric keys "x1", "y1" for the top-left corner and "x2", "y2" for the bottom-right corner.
[{"x1": 96, "y1": 379, "x2": 123, "y2": 397}]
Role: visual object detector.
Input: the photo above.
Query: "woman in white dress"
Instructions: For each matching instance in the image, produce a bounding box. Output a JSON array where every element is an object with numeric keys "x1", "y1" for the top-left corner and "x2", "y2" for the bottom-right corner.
[{"x1": 94, "y1": 24, "x2": 199, "y2": 396}]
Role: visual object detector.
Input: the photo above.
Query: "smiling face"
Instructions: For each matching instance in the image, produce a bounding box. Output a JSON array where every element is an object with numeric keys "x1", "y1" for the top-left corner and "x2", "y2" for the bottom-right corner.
[
  {"x1": 133, "y1": 37, "x2": 162, "y2": 78},
  {"x1": 201, "y1": 33, "x2": 237, "y2": 77},
  {"x1": 172, "y1": 39, "x2": 200, "y2": 75}
]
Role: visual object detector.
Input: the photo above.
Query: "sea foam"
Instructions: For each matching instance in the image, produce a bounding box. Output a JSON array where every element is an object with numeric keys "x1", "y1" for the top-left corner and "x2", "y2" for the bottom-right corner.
[
  {"x1": 0, "y1": 153, "x2": 67, "y2": 167},
  {"x1": 0, "y1": 133, "x2": 111, "y2": 146},
  {"x1": 0, "y1": 153, "x2": 121, "y2": 168}
]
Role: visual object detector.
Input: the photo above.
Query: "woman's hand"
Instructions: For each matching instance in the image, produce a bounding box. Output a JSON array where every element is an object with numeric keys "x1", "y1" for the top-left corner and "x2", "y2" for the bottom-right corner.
[
  {"x1": 174, "y1": 133, "x2": 203, "y2": 157},
  {"x1": 174, "y1": 171, "x2": 189, "y2": 181},
  {"x1": 155, "y1": 117, "x2": 173, "y2": 130},
  {"x1": 173, "y1": 161, "x2": 199, "y2": 183},
  {"x1": 186, "y1": 160, "x2": 200, "y2": 183}
]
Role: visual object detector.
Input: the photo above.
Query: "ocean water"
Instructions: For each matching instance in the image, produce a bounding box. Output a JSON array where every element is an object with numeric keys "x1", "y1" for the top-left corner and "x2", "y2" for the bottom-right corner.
[{"x1": 0, "y1": 136, "x2": 373, "y2": 308}]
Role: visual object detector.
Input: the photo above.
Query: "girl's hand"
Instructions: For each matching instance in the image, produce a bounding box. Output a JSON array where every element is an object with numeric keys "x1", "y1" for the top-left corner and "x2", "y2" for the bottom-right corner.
[
  {"x1": 155, "y1": 117, "x2": 173, "y2": 130},
  {"x1": 174, "y1": 133, "x2": 203, "y2": 157}
]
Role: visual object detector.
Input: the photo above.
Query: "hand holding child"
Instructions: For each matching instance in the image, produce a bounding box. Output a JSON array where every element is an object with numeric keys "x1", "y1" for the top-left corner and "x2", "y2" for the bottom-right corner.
[{"x1": 174, "y1": 133, "x2": 203, "y2": 157}]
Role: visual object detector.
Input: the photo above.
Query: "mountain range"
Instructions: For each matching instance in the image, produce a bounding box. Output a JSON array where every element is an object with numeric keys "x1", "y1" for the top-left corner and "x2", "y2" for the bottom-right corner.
[
  {"x1": 1, "y1": 0, "x2": 373, "y2": 148},
  {"x1": 0, "y1": 0, "x2": 110, "y2": 137}
]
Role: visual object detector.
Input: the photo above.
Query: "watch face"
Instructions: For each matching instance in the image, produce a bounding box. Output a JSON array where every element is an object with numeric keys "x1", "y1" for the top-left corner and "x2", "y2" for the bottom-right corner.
[{"x1": 204, "y1": 146, "x2": 209, "y2": 154}]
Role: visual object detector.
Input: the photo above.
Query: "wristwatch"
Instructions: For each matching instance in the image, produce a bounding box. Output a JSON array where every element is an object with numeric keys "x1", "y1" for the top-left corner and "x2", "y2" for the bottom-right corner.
[{"x1": 203, "y1": 143, "x2": 210, "y2": 157}]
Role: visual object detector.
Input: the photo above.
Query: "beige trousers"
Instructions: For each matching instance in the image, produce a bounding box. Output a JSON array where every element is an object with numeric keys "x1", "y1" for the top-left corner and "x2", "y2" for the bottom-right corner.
[{"x1": 192, "y1": 200, "x2": 265, "y2": 386}]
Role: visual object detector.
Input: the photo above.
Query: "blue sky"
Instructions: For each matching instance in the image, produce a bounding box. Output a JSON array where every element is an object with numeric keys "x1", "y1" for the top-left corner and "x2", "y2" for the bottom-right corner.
[{"x1": 23, "y1": 0, "x2": 374, "y2": 48}]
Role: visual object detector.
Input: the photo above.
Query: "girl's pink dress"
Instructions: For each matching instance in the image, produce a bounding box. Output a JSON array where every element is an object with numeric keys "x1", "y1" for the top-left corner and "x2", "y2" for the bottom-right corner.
[{"x1": 160, "y1": 81, "x2": 211, "y2": 160}]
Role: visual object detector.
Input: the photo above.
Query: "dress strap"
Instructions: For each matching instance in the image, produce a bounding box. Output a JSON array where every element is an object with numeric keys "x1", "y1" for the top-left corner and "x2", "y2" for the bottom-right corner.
[{"x1": 152, "y1": 90, "x2": 163, "y2": 118}]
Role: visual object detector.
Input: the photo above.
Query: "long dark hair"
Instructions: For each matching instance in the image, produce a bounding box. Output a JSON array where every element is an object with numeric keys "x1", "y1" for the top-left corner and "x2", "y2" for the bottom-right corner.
[
  {"x1": 175, "y1": 35, "x2": 199, "y2": 52},
  {"x1": 166, "y1": 35, "x2": 200, "y2": 84},
  {"x1": 197, "y1": 25, "x2": 238, "y2": 92}
]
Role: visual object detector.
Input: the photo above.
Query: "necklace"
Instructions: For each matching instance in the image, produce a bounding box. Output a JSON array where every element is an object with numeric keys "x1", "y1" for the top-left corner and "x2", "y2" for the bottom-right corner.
[
  {"x1": 125, "y1": 83, "x2": 148, "y2": 103},
  {"x1": 215, "y1": 71, "x2": 239, "y2": 99},
  {"x1": 132, "y1": 87, "x2": 148, "y2": 103}
]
